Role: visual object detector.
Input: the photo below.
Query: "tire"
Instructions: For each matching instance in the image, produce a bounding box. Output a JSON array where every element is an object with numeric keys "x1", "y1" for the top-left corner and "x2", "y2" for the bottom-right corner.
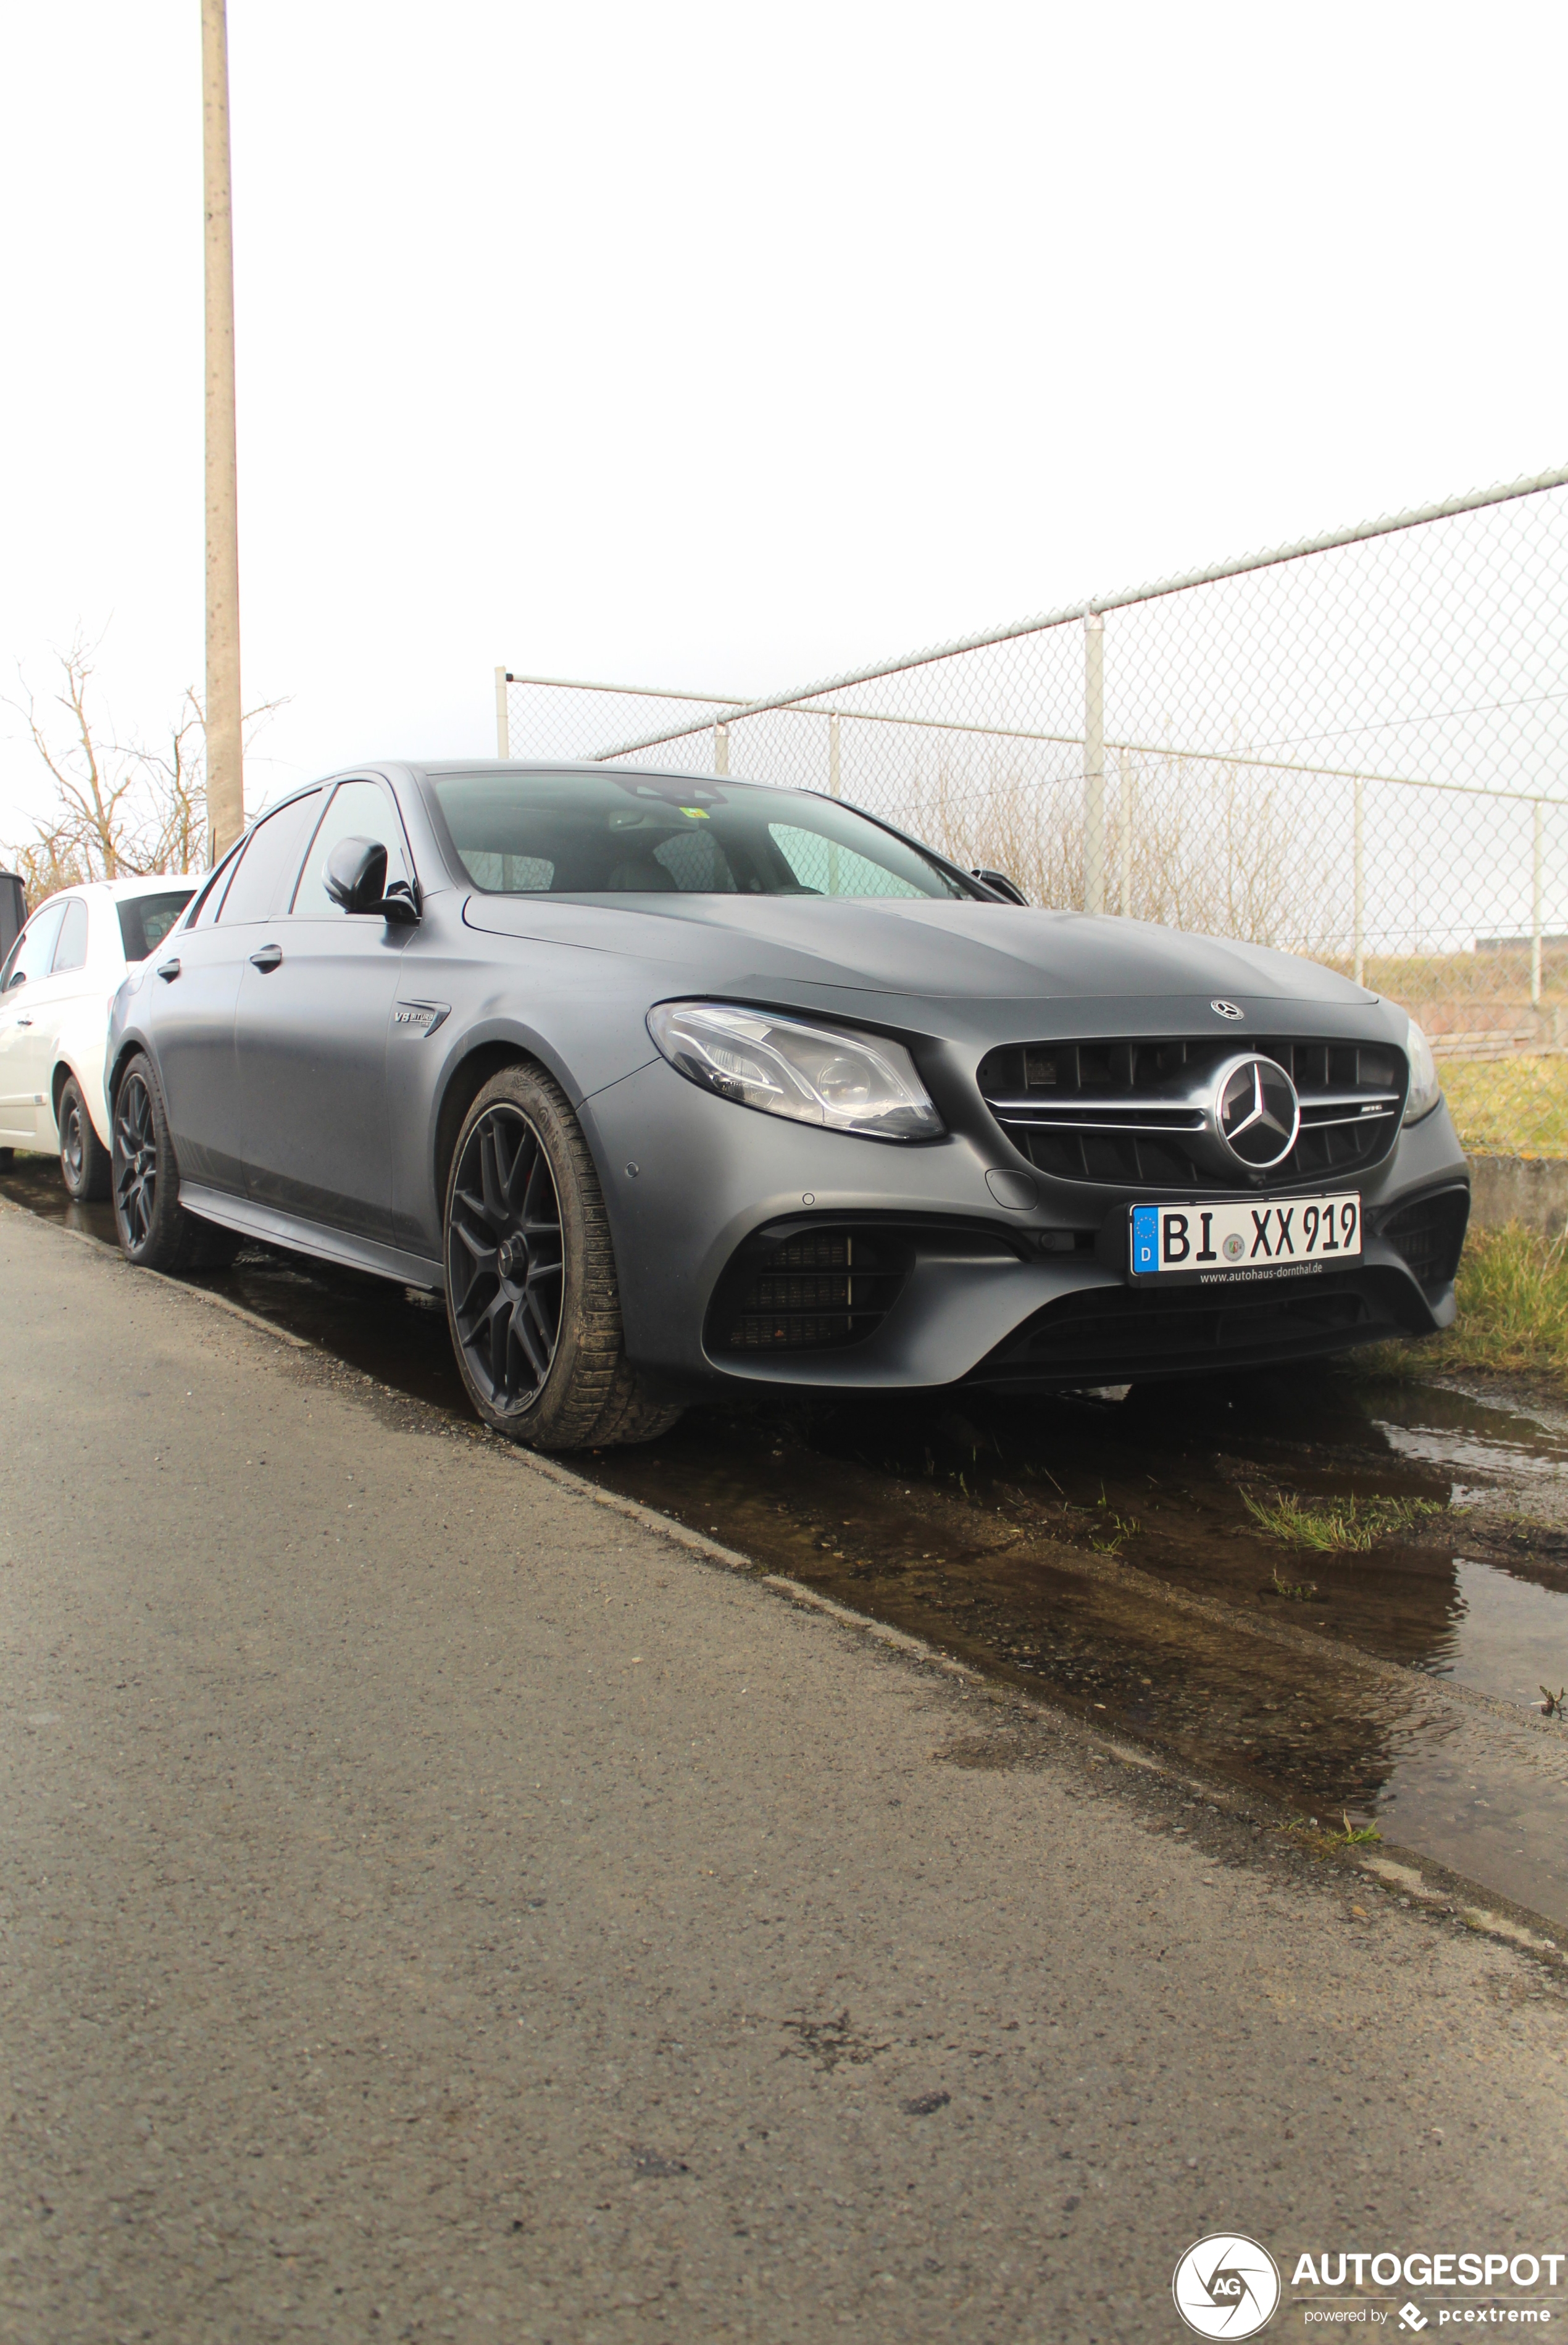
[
  {"x1": 58, "y1": 1075, "x2": 111, "y2": 1202},
  {"x1": 111, "y1": 1052, "x2": 240, "y2": 1272},
  {"x1": 443, "y1": 1063, "x2": 683, "y2": 1451},
  {"x1": 0, "y1": 1149, "x2": 12, "y2": 1168}
]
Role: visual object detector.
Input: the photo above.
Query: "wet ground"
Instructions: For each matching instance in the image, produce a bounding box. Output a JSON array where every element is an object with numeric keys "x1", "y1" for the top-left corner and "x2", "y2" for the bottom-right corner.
[{"x1": 10, "y1": 1151, "x2": 1568, "y2": 1933}]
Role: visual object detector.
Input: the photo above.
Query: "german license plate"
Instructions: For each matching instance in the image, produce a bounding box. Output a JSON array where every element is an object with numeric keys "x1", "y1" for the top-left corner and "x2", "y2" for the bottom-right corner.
[{"x1": 1128, "y1": 1193, "x2": 1361, "y2": 1283}]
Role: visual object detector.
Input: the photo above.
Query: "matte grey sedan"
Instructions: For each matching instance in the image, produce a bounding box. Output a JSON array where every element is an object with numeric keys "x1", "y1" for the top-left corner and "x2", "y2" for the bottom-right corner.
[{"x1": 106, "y1": 762, "x2": 1470, "y2": 1447}]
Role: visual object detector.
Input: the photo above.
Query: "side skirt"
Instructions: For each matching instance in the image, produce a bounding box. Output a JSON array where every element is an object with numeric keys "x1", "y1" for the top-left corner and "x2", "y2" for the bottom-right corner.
[{"x1": 178, "y1": 1181, "x2": 445, "y2": 1294}]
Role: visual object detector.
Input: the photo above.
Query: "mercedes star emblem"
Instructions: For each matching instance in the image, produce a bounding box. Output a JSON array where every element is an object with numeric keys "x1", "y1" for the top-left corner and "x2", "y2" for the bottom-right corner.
[
  {"x1": 1210, "y1": 999, "x2": 1245, "y2": 1020},
  {"x1": 1214, "y1": 1054, "x2": 1301, "y2": 1170}
]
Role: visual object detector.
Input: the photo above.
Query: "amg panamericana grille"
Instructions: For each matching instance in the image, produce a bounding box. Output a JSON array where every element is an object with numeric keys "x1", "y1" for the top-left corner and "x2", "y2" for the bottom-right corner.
[{"x1": 977, "y1": 1036, "x2": 1407, "y2": 1193}]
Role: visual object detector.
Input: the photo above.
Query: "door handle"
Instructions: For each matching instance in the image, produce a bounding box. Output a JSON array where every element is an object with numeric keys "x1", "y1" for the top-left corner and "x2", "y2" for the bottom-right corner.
[
  {"x1": 157, "y1": 958, "x2": 181, "y2": 983},
  {"x1": 15, "y1": 1015, "x2": 32, "y2": 1027},
  {"x1": 249, "y1": 944, "x2": 283, "y2": 973}
]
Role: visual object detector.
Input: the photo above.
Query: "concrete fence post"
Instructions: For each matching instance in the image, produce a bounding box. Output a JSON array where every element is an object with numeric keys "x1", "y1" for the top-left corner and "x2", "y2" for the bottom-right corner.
[
  {"x1": 1532, "y1": 798, "x2": 1545, "y2": 1009},
  {"x1": 1353, "y1": 780, "x2": 1366, "y2": 988},
  {"x1": 494, "y1": 667, "x2": 510, "y2": 759},
  {"x1": 1118, "y1": 748, "x2": 1133, "y2": 915},
  {"x1": 1083, "y1": 615, "x2": 1105, "y2": 914},
  {"x1": 714, "y1": 722, "x2": 730, "y2": 776},
  {"x1": 828, "y1": 714, "x2": 841, "y2": 799}
]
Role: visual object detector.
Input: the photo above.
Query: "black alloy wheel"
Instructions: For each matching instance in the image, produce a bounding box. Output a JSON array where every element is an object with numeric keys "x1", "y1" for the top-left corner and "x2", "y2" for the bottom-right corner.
[
  {"x1": 59, "y1": 1074, "x2": 111, "y2": 1202},
  {"x1": 447, "y1": 1101, "x2": 566, "y2": 1414},
  {"x1": 111, "y1": 1051, "x2": 238, "y2": 1272},
  {"x1": 443, "y1": 1063, "x2": 683, "y2": 1451}
]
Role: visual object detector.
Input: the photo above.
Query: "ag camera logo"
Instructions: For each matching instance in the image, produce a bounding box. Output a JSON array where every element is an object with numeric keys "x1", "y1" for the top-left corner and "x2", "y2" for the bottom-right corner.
[{"x1": 1173, "y1": 2233, "x2": 1282, "y2": 2338}]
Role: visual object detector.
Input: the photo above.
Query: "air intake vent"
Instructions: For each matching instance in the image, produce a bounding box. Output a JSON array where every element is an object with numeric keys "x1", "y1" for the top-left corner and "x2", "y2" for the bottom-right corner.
[
  {"x1": 714, "y1": 1228, "x2": 913, "y2": 1352},
  {"x1": 1381, "y1": 1185, "x2": 1469, "y2": 1289},
  {"x1": 977, "y1": 1036, "x2": 1407, "y2": 1193}
]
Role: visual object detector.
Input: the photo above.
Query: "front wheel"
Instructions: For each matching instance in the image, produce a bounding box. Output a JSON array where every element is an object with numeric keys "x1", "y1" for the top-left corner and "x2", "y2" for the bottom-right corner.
[
  {"x1": 443, "y1": 1064, "x2": 682, "y2": 1451},
  {"x1": 59, "y1": 1075, "x2": 111, "y2": 1202},
  {"x1": 111, "y1": 1053, "x2": 239, "y2": 1271}
]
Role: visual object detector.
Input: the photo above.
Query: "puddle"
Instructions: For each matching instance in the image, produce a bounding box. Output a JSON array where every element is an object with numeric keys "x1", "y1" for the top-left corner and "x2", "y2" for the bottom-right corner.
[
  {"x1": 1422, "y1": 1559, "x2": 1568, "y2": 1707},
  {"x1": 8, "y1": 1149, "x2": 1568, "y2": 1932}
]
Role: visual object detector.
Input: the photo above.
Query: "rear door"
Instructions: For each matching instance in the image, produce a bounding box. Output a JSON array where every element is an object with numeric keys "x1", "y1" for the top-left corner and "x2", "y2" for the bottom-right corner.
[
  {"x1": 0, "y1": 901, "x2": 68, "y2": 1143},
  {"x1": 150, "y1": 794, "x2": 321, "y2": 1194},
  {"x1": 235, "y1": 778, "x2": 414, "y2": 1237}
]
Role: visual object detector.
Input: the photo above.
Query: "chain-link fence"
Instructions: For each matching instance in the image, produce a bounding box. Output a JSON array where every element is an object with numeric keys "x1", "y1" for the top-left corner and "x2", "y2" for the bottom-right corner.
[{"x1": 498, "y1": 467, "x2": 1568, "y2": 1160}]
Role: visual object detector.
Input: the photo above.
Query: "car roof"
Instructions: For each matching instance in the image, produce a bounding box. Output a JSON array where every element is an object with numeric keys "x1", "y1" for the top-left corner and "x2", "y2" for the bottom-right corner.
[
  {"x1": 413, "y1": 759, "x2": 762, "y2": 789},
  {"x1": 27, "y1": 875, "x2": 198, "y2": 910}
]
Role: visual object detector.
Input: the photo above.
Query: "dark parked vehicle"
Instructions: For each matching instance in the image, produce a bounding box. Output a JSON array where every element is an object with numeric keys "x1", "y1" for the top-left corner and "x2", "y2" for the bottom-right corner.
[{"x1": 106, "y1": 762, "x2": 1469, "y2": 1447}]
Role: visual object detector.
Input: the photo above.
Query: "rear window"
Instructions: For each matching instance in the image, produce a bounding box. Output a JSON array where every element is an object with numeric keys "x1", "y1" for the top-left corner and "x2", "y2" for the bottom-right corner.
[{"x1": 117, "y1": 890, "x2": 195, "y2": 963}]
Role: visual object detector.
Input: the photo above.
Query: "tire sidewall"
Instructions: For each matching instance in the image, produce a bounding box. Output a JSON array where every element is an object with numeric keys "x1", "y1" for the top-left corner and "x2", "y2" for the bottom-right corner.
[
  {"x1": 111, "y1": 1053, "x2": 180, "y2": 1265},
  {"x1": 58, "y1": 1075, "x2": 104, "y2": 1200},
  {"x1": 59, "y1": 1079, "x2": 86, "y2": 1195},
  {"x1": 443, "y1": 1067, "x2": 604, "y2": 1439}
]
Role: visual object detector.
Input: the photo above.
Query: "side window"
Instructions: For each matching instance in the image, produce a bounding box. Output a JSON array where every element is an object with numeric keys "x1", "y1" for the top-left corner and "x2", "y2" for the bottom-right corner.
[
  {"x1": 291, "y1": 780, "x2": 411, "y2": 917},
  {"x1": 215, "y1": 793, "x2": 324, "y2": 926},
  {"x1": 2, "y1": 901, "x2": 67, "y2": 989},
  {"x1": 188, "y1": 841, "x2": 246, "y2": 927},
  {"x1": 117, "y1": 890, "x2": 196, "y2": 962},
  {"x1": 51, "y1": 898, "x2": 90, "y2": 973}
]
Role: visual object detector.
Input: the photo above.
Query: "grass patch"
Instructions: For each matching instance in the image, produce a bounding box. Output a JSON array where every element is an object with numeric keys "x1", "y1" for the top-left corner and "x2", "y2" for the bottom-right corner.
[
  {"x1": 1241, "y1": 1489, "x2": 1441, "y2": 1551},
  {"x1": 1443, "y1": 1222, "x2": 1568, "y2": 1380},
  {"x1": 1348, "y1": 1222, "x2": 1568, "y2": 1390},
  {"x1": 1440, "y1": 1056, "x2": 1568, "y2": 1159}
]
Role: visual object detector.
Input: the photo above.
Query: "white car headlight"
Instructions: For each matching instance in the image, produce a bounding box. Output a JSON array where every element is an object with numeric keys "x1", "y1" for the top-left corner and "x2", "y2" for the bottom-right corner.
[
  {"x1": 647, "y1": 1001, "x2": 943, "y2": 1142},
  {"x1": 1402, "y1": 1016, "x2": 1443, "y2": 1125}
]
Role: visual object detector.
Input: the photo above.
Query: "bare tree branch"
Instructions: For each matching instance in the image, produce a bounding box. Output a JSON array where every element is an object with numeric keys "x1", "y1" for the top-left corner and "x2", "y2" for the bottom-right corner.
[{"x1": 2, "y1": 638, "x2": 288, "y2": 903}]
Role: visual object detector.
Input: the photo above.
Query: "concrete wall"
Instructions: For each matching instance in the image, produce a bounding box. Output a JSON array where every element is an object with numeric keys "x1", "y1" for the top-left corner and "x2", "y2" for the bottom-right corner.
[{"x1": 1467, "y1": 1152, "x2": 1568, "y2": 1238}]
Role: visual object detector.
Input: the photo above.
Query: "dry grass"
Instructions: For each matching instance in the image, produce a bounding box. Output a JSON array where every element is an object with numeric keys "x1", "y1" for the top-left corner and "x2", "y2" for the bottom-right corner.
[{"x1": 1440, "y1": 1056, "x2": 1568, "y2": 1159}]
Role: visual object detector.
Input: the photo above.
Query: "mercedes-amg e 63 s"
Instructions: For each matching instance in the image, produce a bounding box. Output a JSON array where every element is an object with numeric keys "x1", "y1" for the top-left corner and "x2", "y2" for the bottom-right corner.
[{"x1": 106, "y1": 762, "x2": 1469, "y2": 1447}]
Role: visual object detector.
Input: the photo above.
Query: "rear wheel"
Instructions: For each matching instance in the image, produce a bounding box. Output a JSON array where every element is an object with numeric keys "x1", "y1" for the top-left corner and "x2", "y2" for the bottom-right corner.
[
  {"x1": 443, "y1": 1064, "x2": 682, "y2": 1450},
  {"x1": 111, "y1": 1053, "x2": 239, "y2": 1271},
  {"x1": 58, "y1": 1075, "x2": 111, "y2": 1202}
]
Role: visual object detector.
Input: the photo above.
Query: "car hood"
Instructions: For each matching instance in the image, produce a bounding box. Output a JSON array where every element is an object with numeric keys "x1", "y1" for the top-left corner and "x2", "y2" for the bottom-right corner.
[{"x1": 462, "y1": 892, "x2": 1373, "y2": 1007}]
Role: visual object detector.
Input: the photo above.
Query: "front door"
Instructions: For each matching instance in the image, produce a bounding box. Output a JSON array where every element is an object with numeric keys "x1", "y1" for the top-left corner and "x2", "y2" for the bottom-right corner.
[
  {"x1": 234, "y1": 778, "x2": 415, "y2": 1238},
  {"x1": 151, "y1": 793, "x2": 323, "y2": 1194},
  {"x1": 0, "y1": 901, "x2": 67, "y2": 1143}
]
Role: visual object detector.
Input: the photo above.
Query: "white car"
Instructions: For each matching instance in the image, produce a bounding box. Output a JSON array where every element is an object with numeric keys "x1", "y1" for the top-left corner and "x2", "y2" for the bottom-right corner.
[{"x1": 0, "y1": 877, "x2": 196, "y2": 1197}]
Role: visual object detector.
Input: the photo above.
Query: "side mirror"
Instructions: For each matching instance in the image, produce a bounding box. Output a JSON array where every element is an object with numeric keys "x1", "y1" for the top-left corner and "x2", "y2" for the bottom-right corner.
[
  {"x1": 325, "y1": 836, "x2": 388, "y2": 914},
  {"x1": 971, "y1": 868, "x2": 1028, "y2": 906}
]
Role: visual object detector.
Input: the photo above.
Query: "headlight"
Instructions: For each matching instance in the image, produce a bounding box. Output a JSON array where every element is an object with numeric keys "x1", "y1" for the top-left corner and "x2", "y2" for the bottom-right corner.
[
  {"x1": 1402, "y1": 1017, "x2": 1443, "y2": 1125},
  {"x1": 647, "y1": 1001, "x2": 943, "y2": 1142}
]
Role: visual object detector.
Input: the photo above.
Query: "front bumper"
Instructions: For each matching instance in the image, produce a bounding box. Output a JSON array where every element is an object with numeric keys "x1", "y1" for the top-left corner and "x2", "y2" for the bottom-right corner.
[{"x1": 580, "y1": 1056, "x2": 1470, "y2": 1396}]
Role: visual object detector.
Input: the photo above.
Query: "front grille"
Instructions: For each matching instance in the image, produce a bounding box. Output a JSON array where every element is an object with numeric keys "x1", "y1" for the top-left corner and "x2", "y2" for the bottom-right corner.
[
  {"x1": 977, "y1": 1036, "x2": 1407, "y2": 1193},
  {"x1": 1381, "y1": 1185, "x2": 1469, "y2": 1288},
  {"x1": 715, "y1": 1229, "x2": 912, "y2": 1352}
]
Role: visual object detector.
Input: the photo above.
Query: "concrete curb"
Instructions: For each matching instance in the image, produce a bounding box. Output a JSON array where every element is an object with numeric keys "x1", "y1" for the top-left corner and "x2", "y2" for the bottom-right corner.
[{"x1": 1467, "y1": 1151, "x2": 1568, "y2": 1237}]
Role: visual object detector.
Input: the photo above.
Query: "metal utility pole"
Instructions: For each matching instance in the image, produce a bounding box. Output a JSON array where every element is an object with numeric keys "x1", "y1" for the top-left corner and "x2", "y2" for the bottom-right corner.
[{"x1": 202, "y1": 0, "x2": 244, "y2": 860}]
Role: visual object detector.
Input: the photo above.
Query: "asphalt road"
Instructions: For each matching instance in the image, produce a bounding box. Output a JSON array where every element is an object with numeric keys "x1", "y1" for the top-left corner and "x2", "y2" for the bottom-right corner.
[{"x1": 2, "y1": 1205, "x2": 1565, "y2": 2345}]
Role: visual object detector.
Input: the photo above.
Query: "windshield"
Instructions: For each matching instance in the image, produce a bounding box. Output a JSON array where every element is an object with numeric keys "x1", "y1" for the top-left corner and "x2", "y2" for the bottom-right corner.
[{"x1": 428, "y1": 771, "x2": 976, "y2": 901}]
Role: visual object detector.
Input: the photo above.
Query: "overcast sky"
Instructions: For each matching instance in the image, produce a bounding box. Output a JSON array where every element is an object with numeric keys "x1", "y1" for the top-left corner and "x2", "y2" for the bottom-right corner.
[{"x1": 2, "y1": 0, "x2": 1565, "y2": 836}]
